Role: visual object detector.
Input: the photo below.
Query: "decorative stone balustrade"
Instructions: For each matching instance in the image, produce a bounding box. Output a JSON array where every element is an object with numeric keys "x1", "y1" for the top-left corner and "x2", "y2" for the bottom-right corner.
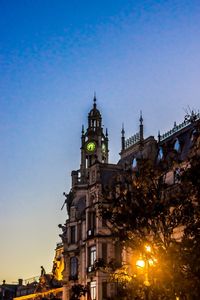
[
  {"x1": 159, "y1": 112, "x2": 200, "y2": 142},
  {"x1": 125, "y1": 132, "x2": 140, "y2": 149},
  {"x1": 24, "y1": 276, "x2": 40, "y2": 285}
]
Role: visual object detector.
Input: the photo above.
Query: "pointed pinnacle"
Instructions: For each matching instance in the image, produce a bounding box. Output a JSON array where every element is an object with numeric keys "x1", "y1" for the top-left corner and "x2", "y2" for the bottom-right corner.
[
  {"x1": 121, "y1": 123, "x2": 125, "y2": 135},
  {"x1": 93, "y1": 92, "x2": 97, "y2": 108},
  {"x1": 140, "y1": 110, "x2": 143, "y2": 124}
]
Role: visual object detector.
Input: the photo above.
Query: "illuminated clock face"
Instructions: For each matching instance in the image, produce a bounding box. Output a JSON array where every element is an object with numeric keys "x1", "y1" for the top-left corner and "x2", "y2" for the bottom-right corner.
[{"x1": 86, "y1": 141, "x2": 96, "y2": 152}]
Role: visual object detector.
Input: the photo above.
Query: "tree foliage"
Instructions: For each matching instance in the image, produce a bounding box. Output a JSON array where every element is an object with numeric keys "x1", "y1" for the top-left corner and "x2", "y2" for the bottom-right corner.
[{"x1": 69, "y1": 284, "x2": 89, "y2": 300}]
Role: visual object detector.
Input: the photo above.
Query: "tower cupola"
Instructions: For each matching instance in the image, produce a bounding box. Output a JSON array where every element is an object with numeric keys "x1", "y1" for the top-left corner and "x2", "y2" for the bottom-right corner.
[{"x1": 88, "y1": 95, "x2": 102, "y2": 130}]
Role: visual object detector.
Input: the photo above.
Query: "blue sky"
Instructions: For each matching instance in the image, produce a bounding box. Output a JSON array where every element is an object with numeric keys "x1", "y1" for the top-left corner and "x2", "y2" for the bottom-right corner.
[{"x1": 0, "y1": 0, "x2": 200, "y2": 282}]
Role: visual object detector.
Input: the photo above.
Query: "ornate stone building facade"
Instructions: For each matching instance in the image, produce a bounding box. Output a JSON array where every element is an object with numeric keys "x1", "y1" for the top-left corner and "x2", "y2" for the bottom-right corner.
[
  {"x1": 59, "y1": 97, "x2": 200, "y2": 300},
  {"x1": 11, "y1": 97, "x2": 199, "y2": 300}
]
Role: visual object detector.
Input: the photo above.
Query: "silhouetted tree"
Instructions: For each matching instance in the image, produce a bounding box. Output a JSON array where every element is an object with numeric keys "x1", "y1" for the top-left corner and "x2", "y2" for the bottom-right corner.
[
  {"x1": 178, "y1": 125, "x2": 200, "y2": 299},
  {"x1": 69, "y1": 284, "x2": 90, "y2": 300}
]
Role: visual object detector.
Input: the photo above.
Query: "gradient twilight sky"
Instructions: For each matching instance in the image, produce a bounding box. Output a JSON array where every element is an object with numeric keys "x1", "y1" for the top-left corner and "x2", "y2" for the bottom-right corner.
[{"x1": 0, "y1": 0, "x2": 200, "y2": 282}]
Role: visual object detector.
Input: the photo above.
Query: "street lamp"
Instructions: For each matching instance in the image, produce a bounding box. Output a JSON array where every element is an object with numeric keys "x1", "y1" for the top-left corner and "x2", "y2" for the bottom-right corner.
[
  {"x1": 136, "y1": 245, "x2": 156, "y2": 300},
  {"x1": 136, "y1": 258, "x2": 145, "y2": 269},
  {"x1": 145, "y1": 245, "x2": 151, "y2": 252}
]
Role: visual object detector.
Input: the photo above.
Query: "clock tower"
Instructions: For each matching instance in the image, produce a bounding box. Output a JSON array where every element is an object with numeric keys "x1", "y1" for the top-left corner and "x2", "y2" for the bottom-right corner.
[{"x1": 80, "y1": 95, "x2": 109, "y2": 182}]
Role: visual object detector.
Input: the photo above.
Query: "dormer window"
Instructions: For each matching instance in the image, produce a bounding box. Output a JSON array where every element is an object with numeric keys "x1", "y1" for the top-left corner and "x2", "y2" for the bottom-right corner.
[{"x1": 174, "y1": 138, "x2": 181, "y2": 152}]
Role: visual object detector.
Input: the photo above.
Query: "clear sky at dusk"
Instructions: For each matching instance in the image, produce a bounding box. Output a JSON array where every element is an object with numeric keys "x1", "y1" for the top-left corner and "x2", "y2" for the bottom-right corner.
[{"x1": 0, "y1": 0, "x2": 200, "y2": 282}]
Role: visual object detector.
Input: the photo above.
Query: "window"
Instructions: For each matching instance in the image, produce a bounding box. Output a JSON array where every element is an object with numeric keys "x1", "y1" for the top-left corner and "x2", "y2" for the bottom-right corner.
[
  {"x1": 102, "y1": 243, "x2": 107, "y2": 263},
  {"x1": 191, "y1": 129, "x2": 197, "y2": 142},
  {"x1": 88, "y1": 246, "x2": 96, "y2": 267},
  {"x1": 86, "y1": 157, "x2": 88, "y2": 169},
  {"x1": 88, "y1": 211, "x2": 96, "y2": 230},
  {"x1": 70, "y1": 226, "x2": 76, "y2": 244},
  {"x1": 78, "y1": 171, "x2": 81, "y2": 182},
  {"x1": 70, "y1": 257, "x2": 78, "y2": 278},
  {"x1": 77, "y1": 223, "x2": 82, "y2": 241},
  {"x1": 132, "y1": 157, "x2": 137, "y2": 168},
  {"x1": 115, "y1": 241, "x2": 122, "y2": 266},
  {"x1": 102, "y1": 282, "x2": 107, "y2": 299},
  {"x1": 174, "y1": 139, "x2": 181, "y2": 152},
  {"x1": 157, "y1": 147, "x2": 164, "y2": 161},
  {"x1": 90, "y1": 281, "x2": 96, "y2": 300}
]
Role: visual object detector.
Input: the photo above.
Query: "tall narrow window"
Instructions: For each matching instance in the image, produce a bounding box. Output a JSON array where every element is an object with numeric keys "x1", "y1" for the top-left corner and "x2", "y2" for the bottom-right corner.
[
  {"x1": 102, "y1": 282, "x2": 107, "y2": 299},
  {"x1": 77, "y1": 223, "x2": 82, "y2": 241},
  {"x1": 90, "y1": 281, "x2": 96, "y2": 300},
  {"x1": 102, "y1": 243, "x2": 107, "y2": 263},
  {"x1": 157, "y1": 147, "x2": 164, "y2": 161},
  {"x1": 70, "y1": 257, "x2": 78, "y2": 278},
  {"x1": 132, "y1": 157, "x2": 137, "y2": 168},
  {"x1": 88, "y1": 246, "x2": 96, "y2": 267},
  {"x1": 70, "y1": 226, "x2": 76, "y2": 244},
  {"x1": 86, "y1": 157, "x2": 88, "y2": 169},
  {"x1": 191, "y1": 129, "x2": 197, "y2": 142},
  {"x1": 88, "y1": 211, "x2": 96, "y2": 230},
  {"x1": 115, "y1": 241, "x2": 122, "y2": 266},
  {"x1": 174, "y1": 139, "x2": 181, "y2": 152}
]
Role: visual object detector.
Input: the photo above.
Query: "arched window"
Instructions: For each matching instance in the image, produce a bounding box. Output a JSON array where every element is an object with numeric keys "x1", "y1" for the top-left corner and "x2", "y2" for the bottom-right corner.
[
  {"x1": 132, "y1": 158, "x2": 137, "y2": 168},
  {"x1": 190, "y1": 129, "x2": 197, "y2": 142},
  {"x1": 157, "y1": 147, "x2": 164, "y2": 161},
  {"x1": 70, "y1": 256, "x2": 78, "y2": 277},
  {"x1": 174, "y1": 139, "x2": 181, "y2": 152}
]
